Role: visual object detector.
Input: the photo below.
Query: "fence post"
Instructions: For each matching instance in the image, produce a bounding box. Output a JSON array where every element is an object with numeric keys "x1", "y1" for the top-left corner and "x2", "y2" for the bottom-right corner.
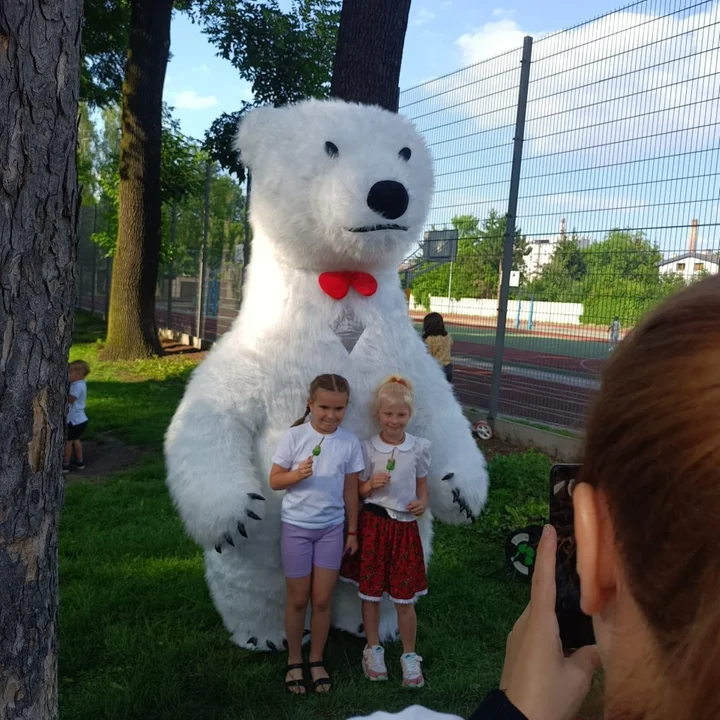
[
  {"x1": 196, "y1": 160, "x2": 212, "y2": 343},
  {"x1": 488, "y1": 35, "x2": 533, "y2": 429},
  {"x1": 91, "y1": 203, "x2": 97, "y2": 313},
  {"x1": 168, "y1": 202, "x2": 176, "y2": 329}
]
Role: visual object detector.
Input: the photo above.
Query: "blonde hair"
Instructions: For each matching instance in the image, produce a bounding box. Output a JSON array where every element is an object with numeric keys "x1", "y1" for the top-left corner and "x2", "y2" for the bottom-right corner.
[
  {"x1": 69, "y1": 360, "x2": 90, "y2": 377},
  {"x1": 373, "y1": 375, "x2": 414, "y2": 417}
]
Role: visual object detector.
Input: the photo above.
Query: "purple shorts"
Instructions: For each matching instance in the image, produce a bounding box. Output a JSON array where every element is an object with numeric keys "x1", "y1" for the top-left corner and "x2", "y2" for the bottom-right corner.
[{"x1": 281, "y1": 521, "x2": 344, "y2": 579}]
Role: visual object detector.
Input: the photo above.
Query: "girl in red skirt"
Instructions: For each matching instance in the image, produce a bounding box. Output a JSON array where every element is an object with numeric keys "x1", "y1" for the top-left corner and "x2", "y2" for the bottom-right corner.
[{"x1": 340, "y1": 375, "x2": 430, "y2": 688}]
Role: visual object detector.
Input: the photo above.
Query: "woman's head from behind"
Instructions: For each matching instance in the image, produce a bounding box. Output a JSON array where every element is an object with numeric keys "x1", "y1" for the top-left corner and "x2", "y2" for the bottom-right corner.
[
  {"x1": 573, "y1": 275, "x2": 720, "y2": 720},
  {"x1": 422, "y1": 312, "x2": 447, "y2": 338}
]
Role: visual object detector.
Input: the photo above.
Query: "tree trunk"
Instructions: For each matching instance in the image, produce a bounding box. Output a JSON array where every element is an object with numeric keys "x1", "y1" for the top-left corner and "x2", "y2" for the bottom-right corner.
[
  {"x1": 330, "y1": 0, "x2": 412, "y2": 112},
  {"x1": 0, "y1": 2, "x2": 82, "y2": 718},
  {"x1": 100, "y1": 0, "x2": 173, "y2": 360}
]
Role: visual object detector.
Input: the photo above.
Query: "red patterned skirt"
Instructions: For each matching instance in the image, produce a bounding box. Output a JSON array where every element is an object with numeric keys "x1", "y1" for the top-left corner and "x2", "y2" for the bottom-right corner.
[{"x1": 340, "y1": 504, "x2": 427, "y2": 603}]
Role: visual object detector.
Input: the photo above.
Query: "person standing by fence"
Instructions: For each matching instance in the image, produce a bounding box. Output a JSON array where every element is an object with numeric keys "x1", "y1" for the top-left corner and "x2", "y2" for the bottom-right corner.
[{"x1": 422, "y1": 313, "x2": 453, "y2": 383}]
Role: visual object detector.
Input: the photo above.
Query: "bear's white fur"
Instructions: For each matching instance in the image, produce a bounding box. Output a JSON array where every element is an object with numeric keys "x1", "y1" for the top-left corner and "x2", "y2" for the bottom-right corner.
[{"x1": 164, "y1": 98, "x2": 489, "y2": 652}]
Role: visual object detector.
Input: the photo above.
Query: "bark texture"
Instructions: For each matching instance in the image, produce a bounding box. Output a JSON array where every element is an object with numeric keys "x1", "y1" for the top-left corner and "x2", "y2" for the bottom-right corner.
[
  {"x1": 330, "y1": 0, "x2": 412, "y2": 112},
  {"x1": 0, "y1": 1, "x2": 82, "y2": 718},
  {"x1": 100, "y1": 0, "x2": 173, "y2": 360}
]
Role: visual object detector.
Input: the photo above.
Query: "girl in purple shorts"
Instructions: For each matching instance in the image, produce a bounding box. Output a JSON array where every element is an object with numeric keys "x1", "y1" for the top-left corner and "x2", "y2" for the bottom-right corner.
[{"x1": 269, "y1": 374, "x2": 364, "y2": 695}]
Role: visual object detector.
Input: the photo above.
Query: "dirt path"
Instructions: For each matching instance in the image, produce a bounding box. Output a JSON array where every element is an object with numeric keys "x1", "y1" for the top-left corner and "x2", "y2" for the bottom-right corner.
[{"x1": 64, "y1": 433, "x2": 142, "y2": 482}]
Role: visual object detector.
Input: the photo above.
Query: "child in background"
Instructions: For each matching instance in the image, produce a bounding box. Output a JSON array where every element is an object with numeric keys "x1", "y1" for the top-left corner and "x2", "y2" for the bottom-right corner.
[
  {"x1": 64, "y1": 360, "x2": 90, "y2": 475},
  {"x1": 422, "y1": 312, "x2": 453, "y2": 383},
  {"x1": 341, "y1": 376, "x2": 430, "y2": 689},
  {"x1": 270, "y1": 374, "x2": 364, "y2": 695}
]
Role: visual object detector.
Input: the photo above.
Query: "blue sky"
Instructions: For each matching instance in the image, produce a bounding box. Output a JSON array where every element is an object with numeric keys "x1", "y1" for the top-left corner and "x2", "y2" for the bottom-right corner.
[
  {"x1": 164, "y1": 0, "x2": 610, "y2": 142},
  {"x1": 163, "y1": 0, "x2": 720, "y2": 258}
]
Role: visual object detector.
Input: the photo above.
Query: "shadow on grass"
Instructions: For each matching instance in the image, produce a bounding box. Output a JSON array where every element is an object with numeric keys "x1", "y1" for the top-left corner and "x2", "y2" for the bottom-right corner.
[{"x1": 82, "y1": 377, "x2": 193, "y2": 448}]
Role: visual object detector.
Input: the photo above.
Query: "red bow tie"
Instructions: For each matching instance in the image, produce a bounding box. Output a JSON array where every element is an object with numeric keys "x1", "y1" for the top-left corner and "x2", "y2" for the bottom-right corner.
[{"x1": 318, "y1": 271, "x2": 378, "y2": 300}]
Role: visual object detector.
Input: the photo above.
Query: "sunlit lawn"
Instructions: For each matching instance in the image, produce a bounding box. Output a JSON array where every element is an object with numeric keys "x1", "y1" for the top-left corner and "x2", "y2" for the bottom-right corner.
[{"x1": 60, "y1": 311, "x2": 551, "y2": 720}]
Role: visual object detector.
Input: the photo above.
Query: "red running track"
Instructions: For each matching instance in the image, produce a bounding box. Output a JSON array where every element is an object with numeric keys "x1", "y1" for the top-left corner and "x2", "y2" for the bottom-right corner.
[
  {"x1": 79, "y1": 298, "x2": 595, "y2": 427},
  {"x1": 453, "y1": 364, "x2": 594, "y2": 430}
]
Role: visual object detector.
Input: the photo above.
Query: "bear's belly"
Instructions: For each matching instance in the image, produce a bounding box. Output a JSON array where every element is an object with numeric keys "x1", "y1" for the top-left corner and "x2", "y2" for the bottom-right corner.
[{"x1": 253, "y1": 312, "x2": 421, "y2": 482}]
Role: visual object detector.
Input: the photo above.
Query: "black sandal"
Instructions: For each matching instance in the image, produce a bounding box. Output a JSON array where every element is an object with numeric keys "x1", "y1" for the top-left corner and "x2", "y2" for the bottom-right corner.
[
  {"x1": 309, "y1": 661, "x2": 331, "y2": 693},
  {"x1": 285, "y1": 663, "x2": 306, "y2": 695}
]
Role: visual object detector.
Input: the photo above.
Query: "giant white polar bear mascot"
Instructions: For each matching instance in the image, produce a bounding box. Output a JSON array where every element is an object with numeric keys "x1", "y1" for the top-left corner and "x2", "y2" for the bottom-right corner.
[{"x1": 165, "y1": 98, "x2": 488, "y2": 652}]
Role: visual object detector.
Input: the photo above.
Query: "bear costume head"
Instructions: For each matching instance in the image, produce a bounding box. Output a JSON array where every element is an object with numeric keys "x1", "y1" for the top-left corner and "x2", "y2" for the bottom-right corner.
[{"x1": 235, "y1": 98, "x2": 434, "y2": 271}]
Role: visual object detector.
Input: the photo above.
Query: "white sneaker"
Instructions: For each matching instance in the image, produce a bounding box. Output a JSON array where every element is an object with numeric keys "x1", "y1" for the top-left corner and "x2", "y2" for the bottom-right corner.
[
  {"x1": 400, "y1": 652, "x2": 424, "y2": 688},
  {"x1": 362, "y1": 645, "x2": 388, "y2": 681}
]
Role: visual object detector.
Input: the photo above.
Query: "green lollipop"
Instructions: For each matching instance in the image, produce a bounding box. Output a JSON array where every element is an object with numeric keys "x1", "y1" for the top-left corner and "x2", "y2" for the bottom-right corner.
[
  {"x1": 386, "y1": 448, "x2": 396, "y2": 472},
  {"x1": 312, "y1": 436, "x2": 325, "y2": 456}
]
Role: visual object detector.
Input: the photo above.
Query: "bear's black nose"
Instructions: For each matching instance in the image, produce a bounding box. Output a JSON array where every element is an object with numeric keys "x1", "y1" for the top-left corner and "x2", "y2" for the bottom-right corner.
[{"x1": 366, "y1": 181, "x2": 409, "y2": 220}]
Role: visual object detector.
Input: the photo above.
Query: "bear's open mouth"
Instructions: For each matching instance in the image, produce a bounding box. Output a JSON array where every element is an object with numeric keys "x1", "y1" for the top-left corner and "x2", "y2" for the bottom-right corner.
[{"x1": 347, "y1": 224, "x2": 408, "y2": 233}]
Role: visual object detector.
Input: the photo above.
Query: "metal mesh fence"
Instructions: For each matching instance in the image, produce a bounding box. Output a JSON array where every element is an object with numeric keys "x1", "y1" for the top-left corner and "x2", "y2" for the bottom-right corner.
[
  {"x1": 400, "y1": 0, "x2": 720, "y2": 431},
  {"x1": 76, "y1": 166, "x2": 247, "y2": 346},
  {"x1": 76, "y1": 0, "x2": 720, "y2": 431}
]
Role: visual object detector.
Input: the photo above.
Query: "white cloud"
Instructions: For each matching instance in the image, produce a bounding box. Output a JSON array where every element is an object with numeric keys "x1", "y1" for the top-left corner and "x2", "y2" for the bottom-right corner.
[
  {"x1": 414, "y1": 8, "x2": 436, "y2": 26},
  {"x1": 192, "y1": 64, "x2": 209, "y2": 74},
  {"x1": 173, "y1": 90, "x2": 218, "y2": 109},
  {"x1": 457, "y1": 18, "x2": 528, "y2": 64}
]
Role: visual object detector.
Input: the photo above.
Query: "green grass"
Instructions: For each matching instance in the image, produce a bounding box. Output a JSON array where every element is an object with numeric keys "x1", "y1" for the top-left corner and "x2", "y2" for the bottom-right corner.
[{"x1": 60, "y1": 311, "x2": 552, "y2": 720}]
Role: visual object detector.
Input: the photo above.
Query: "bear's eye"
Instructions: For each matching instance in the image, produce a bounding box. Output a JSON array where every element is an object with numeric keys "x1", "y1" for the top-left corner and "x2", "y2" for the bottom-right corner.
[
  {"x1": 325, "y1": 141, "x2": 339, "y2": 158},
  {"x1": 399, "y1": 147, "x2": 411, "y2": 161}
]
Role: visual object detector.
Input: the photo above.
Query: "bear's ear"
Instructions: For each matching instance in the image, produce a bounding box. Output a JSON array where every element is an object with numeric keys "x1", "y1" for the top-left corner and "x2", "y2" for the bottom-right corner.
[{"x1": 234, "y1": 105, "x2": 278, "y2": 171}]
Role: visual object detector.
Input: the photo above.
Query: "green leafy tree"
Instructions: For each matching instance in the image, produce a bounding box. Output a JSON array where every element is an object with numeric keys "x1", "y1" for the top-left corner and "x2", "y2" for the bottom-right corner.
[
  {"x1": 200, "y1": 0, "x2": 341, "y2": 181},
  {"x1": 580, "y1": 230, "x2": 685, "y2": 325},
  {"x1": 92, "y1": 104, "x2": 209, "y2": 259},
  {"x1": 80, "y1": 0, "x2": 130, "y2": 106},
  {"x1": 527, "y1": 233, "x2": 588, "y2": 303},
  {"x1": 411, "y1": 211, "x2": 530, "y2": 309}
]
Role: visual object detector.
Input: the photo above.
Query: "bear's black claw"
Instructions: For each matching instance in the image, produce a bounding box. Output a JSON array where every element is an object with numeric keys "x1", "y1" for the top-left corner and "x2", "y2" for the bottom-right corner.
[
  {"x1": 237, "y1": 521, "x2": 248, "y2": 538},
  {"x1": 246, "y1": 510, "x2": 262, "y2": 521},
  {"x1": 247, "y1": 493, "x2": 266, "y2": 501},
  {"x1": 266, "y1": 640, "x2": 278, "y2": 652}
]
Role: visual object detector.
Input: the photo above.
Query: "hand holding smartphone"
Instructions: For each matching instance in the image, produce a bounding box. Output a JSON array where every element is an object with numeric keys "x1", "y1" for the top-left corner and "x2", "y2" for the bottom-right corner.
[{"x1": 549, "y1": 463, "x2": 596, "y2": 651}]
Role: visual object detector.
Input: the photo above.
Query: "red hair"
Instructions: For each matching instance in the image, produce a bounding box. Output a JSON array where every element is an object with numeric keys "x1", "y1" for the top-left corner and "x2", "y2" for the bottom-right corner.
[{"x1": 581, "y1": 274, "x2": 720, "y2": 720}]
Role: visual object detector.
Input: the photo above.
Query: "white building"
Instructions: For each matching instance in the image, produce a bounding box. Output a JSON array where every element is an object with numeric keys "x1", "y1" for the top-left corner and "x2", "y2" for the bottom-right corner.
[
  {"x1": 524, "y1": 218, "x2": 567, "y2": 279},
  {"x1": 658, "y1": 220, "x2": 720, "y2": 282},
  {"x1": 658, "y1": 252, "x2": 720, "y2": 281}
]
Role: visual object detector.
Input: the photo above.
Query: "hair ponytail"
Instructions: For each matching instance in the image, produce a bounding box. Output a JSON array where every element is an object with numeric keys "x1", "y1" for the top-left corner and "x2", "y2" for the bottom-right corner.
[
  {"x1": 373, "y1": 374, "x2": 415, "y2": 417},
  {"x1": 291, "y1": 406, "x2": 311, "y2": 428},
  {"x1": 290, "y1": 374, "x2": 350, "y2": 428}
]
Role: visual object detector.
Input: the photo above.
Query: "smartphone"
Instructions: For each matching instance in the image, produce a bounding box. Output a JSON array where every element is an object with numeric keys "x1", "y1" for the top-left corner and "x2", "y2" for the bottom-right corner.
[{"x1": 549, "y1": 463, "x2": 595, "y2": 651}]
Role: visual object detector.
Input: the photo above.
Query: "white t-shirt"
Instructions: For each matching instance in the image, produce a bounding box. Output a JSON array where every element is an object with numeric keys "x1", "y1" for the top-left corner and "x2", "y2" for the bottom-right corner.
[
  {"x1": 67, "y1": 380, "x2": 88, "y2": 425},
  {"x1": 347, "y1": 706, "x2": 462, "y2": 720},
  {"x1": 361, "y1": 433, "x2": 431, "y2": 522},
  {"x1": 272, "y1": 423, "x2": 365, "y2": 530}
]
